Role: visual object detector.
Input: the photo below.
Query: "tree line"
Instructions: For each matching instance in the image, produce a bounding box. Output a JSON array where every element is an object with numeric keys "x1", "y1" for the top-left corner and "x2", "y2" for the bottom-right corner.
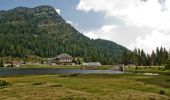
[{"x1": 121, "y1": 47, "x2": 170, "y2": 67}]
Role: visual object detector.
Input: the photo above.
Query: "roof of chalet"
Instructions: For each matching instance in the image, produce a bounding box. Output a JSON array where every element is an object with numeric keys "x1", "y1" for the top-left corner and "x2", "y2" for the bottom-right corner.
[
  {"x1": 56, "y1": 53, "x2": 73, "y2": 59},
  {"x1": 48, "y1": 53, "x2": 73, "y2": 60}
]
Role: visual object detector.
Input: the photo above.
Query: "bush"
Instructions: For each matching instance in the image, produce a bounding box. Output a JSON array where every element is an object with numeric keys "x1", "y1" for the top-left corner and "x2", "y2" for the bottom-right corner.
[
  {"x1": 69, "y1": 73, "x2": 80, "y2": 77},
  {"x1": 0, "y1": 80, "x2": 9, "y2": 87},
  {"x1": 159, "y1": 90, "x2": 165, "y2": 95},
  {"x1": 158, "y1": 66, "x2": 161, "y2": 70},
  {"x1": 165, "y1": 64, "x2": 170, "y2": 70},
  {"x1": 32, "y1": 81, "x2": 46, "y2": 85},
  {"x1": 49, "y1": 84, "x2": 63, "y2": 87},
  {"x1": 166, "y1": 79, "x2": 170, "y2": 82},
  {"x1": 135, "y1": 66, "x2": 139, "y2": 70}
]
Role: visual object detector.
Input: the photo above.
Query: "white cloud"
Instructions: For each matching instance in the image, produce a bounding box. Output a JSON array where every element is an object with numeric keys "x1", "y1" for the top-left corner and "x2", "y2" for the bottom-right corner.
[
  {"x1": 77, "y1": 0, "x2": 170, "y2": 29},
  {"x1": 66, "y1": 20, "x2": 73, "y2": 25},
  {"x1": 77, "y1": 0, "x2": 170, "y2": 52},
  {"x1": 66, "y1": 20, "x2": 79, "y2": 28},
  {"x1": 77, "y1": 0, "x2": 132, "y2": 14},
  {"x1": 84, "y1": 25, "x2": 117, "y2": 40},
  {"x1": 55, "y1": 8, "x2": 61, "y2": 15},
  {"x1": 83, "y1": 24, "x2": 153, "y2": 47},
  {"x1": 128, "y1": 30, "x2": 170, "y2": 53}
]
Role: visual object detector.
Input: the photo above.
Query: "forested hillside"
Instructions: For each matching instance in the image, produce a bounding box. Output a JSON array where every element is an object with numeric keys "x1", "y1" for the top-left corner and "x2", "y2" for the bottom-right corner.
[{"x1": 0, "y1": 5, "x2": 128, "y2": 64}]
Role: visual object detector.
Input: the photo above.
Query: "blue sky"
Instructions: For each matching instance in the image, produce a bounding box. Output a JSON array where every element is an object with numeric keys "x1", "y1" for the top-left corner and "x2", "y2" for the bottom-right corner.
[{"x1": 0, "y1": 0, "x2": 170, "y2": 53}]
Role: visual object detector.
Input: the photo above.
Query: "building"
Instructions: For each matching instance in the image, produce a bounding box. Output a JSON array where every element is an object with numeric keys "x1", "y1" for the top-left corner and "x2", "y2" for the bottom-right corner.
[
  {"x1": 48, "y1": 53, "x2": 73, "y2": 65},
  {"x1": 81, "y1": 62, "x2": 101, "y2": 69},
  {"x1": 82, "y1": 62, "x2": 101, "y2": 66}
]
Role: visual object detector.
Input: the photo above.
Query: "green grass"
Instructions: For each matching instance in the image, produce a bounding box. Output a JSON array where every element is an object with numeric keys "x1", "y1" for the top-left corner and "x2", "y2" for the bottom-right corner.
[
  {"x1": 0, "y1": 74, "x2": 169, "y2": 100},
  {"x1": 125, "y1": 66, "x2": 170, "y2": 75},
  {"x1": 92, "y1": 65, "x2": 113, "y2": 70},
  {"x1": 20, "y1": 65, "x2": 82, "y2": 69},
  {"x1": 19, "y1": 65, "x2": 114, "y2": 70}
]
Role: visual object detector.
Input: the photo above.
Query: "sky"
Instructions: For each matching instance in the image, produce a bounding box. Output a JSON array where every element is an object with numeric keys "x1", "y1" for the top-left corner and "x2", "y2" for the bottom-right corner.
[{"x1": 0, "y1": 0, "x2": 170, "y2": 53}]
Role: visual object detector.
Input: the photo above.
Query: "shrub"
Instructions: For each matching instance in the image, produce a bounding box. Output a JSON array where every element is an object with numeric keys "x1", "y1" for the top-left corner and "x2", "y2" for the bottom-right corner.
[
  {"x1": 135, "y1": 66, "x2": 139, "y2": 70},
  {"x1": 166, "y1": 79, "x2": 170, "y2": 82},
  {"x1": 69, "y1": 73, "x2": 80, "y2": 77},
  {"x1": 158, "y1": 67, "x2": 161, "y2": 70},
  {"x1": 159, "y1": 90, "x2": 165, "y2": 95},
  {"x1": 59, "y1": 74, "x2": 80, "y2": 77},
  {"x1": 59, "y1": 75, "x2": 68, "y2": 77},
  {"x1": 49, "y1": 84, "x2": 63, "y2": 87},
  {"x1": 32, "y1": 81, "x2": 46, "y2": 85},
  {"x1": 0, "y1": 80, "x2": 9, "y2": 87},
  {"x1": 165, "y1": 64, "x2": 170, "y2": 70}
]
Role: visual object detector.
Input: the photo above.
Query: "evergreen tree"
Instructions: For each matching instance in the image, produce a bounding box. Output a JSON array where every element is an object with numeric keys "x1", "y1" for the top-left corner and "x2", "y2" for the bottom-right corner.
[
  {"x1": 156, "y1": 47, "x2": 161, "y2": 65},
  {"x1": 121, "y1": 51, "x2": 134, "y2": 65},
  {"x1": 146, "y1": 54, "x2": 151, "y2": 66},
  {"x1": 151, "y1": 51, "x2": 156, "y2": 66},
  {"x1": 129, "y1": 47, "x2": 169, "y2": 67},
  {"x1": 163, "y1": 47, "x2": 169, "y2": 64},
  {"x1": 140, "y1": 50, "x2": 147, "y2": 66},
  {"x1": 133, "y1": 48, "x2": 138, "y2": 66},
  {"x1": 0, "y1": 59, "x2": 4, "y2": 67},
  {"x1": 137, "y1": 49, "x2": 141, "y2": 66},
  {"x1": 165, "y1": 50, "x2": 170, "y2": 70}
]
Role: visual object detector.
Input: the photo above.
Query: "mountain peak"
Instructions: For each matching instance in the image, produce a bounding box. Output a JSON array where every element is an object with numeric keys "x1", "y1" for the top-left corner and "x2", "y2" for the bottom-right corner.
[
  {"x1": 35, "y1": 5, "x2": 54, "y2": 9},
  {"x1": 32, "y1": 5, "x2": 65, "y2": 24},
  {"x1": 33, "y1": 5, "x2": 56, "y2": 13}
]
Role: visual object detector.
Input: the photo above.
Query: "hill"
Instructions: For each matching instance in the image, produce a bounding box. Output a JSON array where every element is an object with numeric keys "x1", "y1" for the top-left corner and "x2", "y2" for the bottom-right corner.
[{"x1": 0, "y1": 5, "x2": 129, "y2": 64}]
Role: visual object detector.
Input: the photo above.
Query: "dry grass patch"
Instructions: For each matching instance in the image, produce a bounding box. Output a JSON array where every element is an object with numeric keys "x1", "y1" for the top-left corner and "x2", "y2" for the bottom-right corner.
[{"x1": 0, "y1": 74, "x2": 169, "y2": 100}]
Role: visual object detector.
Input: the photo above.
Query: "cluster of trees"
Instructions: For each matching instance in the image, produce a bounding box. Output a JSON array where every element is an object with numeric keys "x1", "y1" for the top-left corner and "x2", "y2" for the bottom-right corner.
[
  {"x1": 165, "y1": 53, "x2": 170, "y2": 69},
  {"x1": 121, "y1": 47, "x2": 170, "y2": 67}
]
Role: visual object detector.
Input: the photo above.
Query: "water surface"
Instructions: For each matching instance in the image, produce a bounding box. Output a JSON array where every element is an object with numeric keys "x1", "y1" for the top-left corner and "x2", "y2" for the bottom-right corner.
[{"x1": 0, "y1": 68, "x2": 123, "y2": 76}]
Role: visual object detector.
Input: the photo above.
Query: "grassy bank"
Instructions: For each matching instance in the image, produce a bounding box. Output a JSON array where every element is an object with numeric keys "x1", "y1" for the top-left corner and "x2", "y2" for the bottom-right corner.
[
  {"x1": 19, "y1": 65, "x2": 114, "y2": 70},
  {"x1": 0, "y1": 74, "x2": 169, "y2": 100},
  {"x1": 125, "y1": 66, "x2": 170, "y2": 75},
  {"x1": 20, "y1": 65, "x2": 82, "y2": 69}
]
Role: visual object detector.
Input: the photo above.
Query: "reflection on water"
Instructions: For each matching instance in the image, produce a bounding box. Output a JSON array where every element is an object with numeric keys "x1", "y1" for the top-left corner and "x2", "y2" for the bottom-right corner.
[{"x1": 0, "y1": 68, "x2": 123, "y2": 76}]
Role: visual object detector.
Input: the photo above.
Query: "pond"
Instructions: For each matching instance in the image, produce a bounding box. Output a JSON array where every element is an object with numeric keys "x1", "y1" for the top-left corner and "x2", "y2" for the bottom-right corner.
[{"x1": 0, "y1": 68, "x2": 123, "y2": 76}]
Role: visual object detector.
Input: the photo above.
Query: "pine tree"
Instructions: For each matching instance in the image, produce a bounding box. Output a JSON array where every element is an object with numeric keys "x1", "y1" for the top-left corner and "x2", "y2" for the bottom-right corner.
[
  {"x1": 165, "y1": 50, "x2": 170, "y2": 70},
  {"x1": 0, "y1": 59, "x2": 4, "y2": 67},
  {"x1": 146, "y1": 54, "x2": 151, "y2": 66},
  {"x1": 151, "y1": 51, "x2": 156, "y2": 66},
  {"x1": 133, "y1": 48, "x2": 138, "y2": 66},
  {"x1": 163, "y1": 47, "x2": 169, "y2": 64},
  {"x1": 140, "y1": 50, "x2": 147, "y2": 66},
  {"x1": 156, "y1": 47, "x2": 161, "y2": 65},
  {"x1": 137, "y1": 49, "x2": 141, "y2": 66},
  {"x1": 121, "y1": 51, "x2": 129, "y2": 65}
]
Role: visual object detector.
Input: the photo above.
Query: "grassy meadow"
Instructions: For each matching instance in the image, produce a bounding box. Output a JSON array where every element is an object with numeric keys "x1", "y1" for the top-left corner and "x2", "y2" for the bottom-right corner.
[{"x1": 0, "y1": 73, "x2": 170, "y2": 100}]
